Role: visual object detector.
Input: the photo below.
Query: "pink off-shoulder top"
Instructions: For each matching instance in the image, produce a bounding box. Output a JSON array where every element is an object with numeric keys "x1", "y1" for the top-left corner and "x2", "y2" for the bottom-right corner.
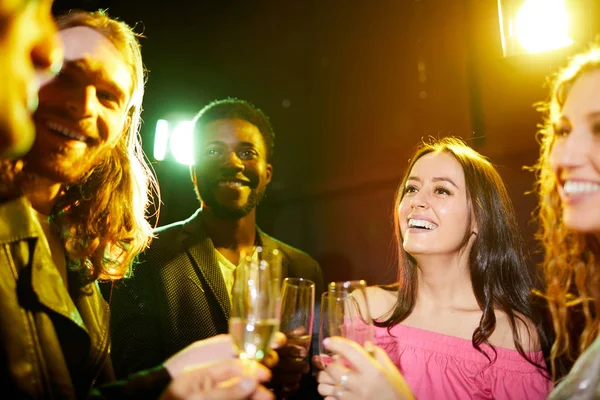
[{"x1": 374, "y1": 324, "x2": 552, "y2": 400}]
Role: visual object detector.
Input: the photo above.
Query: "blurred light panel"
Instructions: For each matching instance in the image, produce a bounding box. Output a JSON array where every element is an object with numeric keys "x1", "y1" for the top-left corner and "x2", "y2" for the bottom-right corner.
[
  {"x1": 498, "y1": 0, "x2": 573, "y2": 57},
  {"x1": 169, "y1": 121, "x2": 195, "y2": 165},
  {"x1": 153, "y1": 119, "x2": 169, "y2": 161},
  {"x1": 153, "y1": 119, "x2": 195, "y2": 165}
]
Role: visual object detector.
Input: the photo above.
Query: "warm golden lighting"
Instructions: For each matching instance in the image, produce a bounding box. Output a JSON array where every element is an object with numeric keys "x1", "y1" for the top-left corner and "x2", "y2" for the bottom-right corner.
[{"x1": 515, "y1": 0, "x2": 572, "y2": 53}]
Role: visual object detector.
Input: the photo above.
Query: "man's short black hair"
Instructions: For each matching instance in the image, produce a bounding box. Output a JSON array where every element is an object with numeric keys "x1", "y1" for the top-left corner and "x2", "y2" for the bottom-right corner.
[{"x1": 193, "y1": 98, "x2": 275, "y2": 161}]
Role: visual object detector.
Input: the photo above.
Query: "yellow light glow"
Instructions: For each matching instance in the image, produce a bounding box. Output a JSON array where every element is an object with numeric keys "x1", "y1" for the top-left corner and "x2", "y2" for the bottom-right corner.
[
  {"x1": 169, "y1": 121, "x2": 195, "y2": 165},
  {"x1": 153, "y1": 119, "x2": 169, "y2": 161},
  {"x1": 516, "y1": 0, "x2": 572, "y2": 53}
]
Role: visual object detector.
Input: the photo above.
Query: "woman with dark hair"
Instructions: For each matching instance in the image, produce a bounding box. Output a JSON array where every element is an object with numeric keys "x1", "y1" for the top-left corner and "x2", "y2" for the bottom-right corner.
[
  {"x1": 317, "y1": 137, "x2": 551, "y2": 399},
  {"x1": 534, "y1": 43, "x2": 600, "y2": 399}
]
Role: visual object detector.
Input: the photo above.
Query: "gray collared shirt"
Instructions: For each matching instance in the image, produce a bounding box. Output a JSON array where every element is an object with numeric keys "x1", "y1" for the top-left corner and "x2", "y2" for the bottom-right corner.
[{"x1": 549, "y1": 334, "x2": 600, "y2": 399}]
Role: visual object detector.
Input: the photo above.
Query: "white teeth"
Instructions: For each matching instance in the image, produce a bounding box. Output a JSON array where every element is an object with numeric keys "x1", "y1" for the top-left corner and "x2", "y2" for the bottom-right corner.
[
  {"x1": 46, "y1": 122, "x2": 87, "y2": 142},
  {"x1": 218, "y1": 181, "x2": 244, "y2": 187},
  {"x1": 408, "y1": 218, "x2": 437, "y2": 230},
  {"x1": 563, "y1": 181, "x2": 600, "y2": 196}
]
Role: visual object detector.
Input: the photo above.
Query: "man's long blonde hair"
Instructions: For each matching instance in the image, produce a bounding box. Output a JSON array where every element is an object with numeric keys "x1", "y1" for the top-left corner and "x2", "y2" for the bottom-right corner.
[{"x1": 50, "y1": 10, "x2": 158, "y2": 283}]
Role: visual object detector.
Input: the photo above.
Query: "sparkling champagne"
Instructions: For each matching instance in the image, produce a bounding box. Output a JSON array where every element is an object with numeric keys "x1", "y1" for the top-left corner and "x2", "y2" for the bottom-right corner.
[{"x1": 230, "y1": 317, "x2": 279, "y2": 361}]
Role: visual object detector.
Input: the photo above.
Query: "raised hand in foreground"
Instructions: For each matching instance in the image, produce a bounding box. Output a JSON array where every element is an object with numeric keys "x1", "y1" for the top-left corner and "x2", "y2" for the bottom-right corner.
[{"x1": 165, "y1": 332, "x2": 285, "y2": 377}]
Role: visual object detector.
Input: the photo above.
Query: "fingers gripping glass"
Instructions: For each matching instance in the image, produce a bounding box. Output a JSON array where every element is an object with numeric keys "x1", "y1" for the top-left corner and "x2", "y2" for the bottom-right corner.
[{"x1": 319, "y1": 280, "x2": 374, "y2": 366}]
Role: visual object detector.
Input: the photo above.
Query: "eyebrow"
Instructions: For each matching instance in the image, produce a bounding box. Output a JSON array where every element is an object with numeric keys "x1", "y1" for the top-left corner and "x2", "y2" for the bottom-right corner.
[
  {"x1": 407, "y1": 176, "x2": 459, "y2": 189},
  {"x1": 204, "y1": 141, "x2": 258, "y2": 148},
  {"x1": 556, "y1": 111, "x2": 600, "y2": 123},
  {"x1": 62, "y1": 60, "x2": 128, "y2": 103},
  {"x1": 587, "y1": 111, "x2": 600, "y2": 120}
]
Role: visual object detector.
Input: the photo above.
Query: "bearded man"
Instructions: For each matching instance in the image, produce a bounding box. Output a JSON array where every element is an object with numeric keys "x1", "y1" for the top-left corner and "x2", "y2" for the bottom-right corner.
[{"x1": 109, "y1": 98, "x2": 324, "y2": 398}]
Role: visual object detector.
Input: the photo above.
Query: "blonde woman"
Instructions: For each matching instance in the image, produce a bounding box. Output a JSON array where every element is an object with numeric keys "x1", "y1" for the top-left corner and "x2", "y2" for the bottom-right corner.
[{"x1": 534, "y1": 43, "x2": 600, "y2": 398}]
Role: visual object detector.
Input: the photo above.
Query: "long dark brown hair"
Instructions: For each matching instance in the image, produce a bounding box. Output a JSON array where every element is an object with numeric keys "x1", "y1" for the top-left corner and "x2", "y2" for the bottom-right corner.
[
  {"x1": 377, "y1": 137, "x2": 550, "y2": 373},
  {"x1": 534, "y1": 44, "x2": 600, "y2": 377}
]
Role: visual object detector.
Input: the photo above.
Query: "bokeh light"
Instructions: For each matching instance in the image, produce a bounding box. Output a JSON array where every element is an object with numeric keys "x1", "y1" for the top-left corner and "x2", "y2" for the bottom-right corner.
[
  {"x1": 153, "y1": 119, "x2": 169, "y2": 161},
  {"x1": 170, "y1": 121, "x2": 195, "y2": 165}
]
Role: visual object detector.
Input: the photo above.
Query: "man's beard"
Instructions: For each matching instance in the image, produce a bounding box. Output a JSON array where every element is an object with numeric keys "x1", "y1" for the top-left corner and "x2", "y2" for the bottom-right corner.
[
  {"x1": 0, "y1": 159, "x2": 26, "y2": 200},
  {"x1": 199, "y1": 183, "x2": 267, "y2": 220},
  {"x1": 0, "y1": 145, "x2": 113, "y2": 203},
  {"x1": 23, "y1": 143, "x2": 109, "y2": 186}
]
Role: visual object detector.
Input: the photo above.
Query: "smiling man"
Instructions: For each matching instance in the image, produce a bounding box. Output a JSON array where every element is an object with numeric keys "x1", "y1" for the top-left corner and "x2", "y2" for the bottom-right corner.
[
  {"x1": 109, "y1": 98, "x2": 324, "y2": 398},
  {"x1": 0, "y1": 10, "x2": 158, "y2": 398},
  {"x1": 0, "y1": 12, "x2": 275, "y2": 400}
]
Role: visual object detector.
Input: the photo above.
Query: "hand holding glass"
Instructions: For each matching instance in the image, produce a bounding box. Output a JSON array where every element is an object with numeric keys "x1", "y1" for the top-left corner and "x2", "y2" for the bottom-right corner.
[
  {"x1": 279, "y1": 277, "x2": 315, "y2": 360},
  {"x1": 229, "y1": 247, "x2": 282, "y2": 362},
  {"x1": 319, "y1": 280, "x2": 374, "y2": 366}
]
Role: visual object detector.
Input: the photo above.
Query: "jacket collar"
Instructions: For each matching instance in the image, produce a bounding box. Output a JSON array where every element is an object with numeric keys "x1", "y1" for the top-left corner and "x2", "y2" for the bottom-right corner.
[
  {"x1": 0, "y1": 197, "x2": 109, "y2": 359},
  {"x1": 0, "y1": 197, "x2": 86, "y2": 331},
  {"x1": 0, "y1": 197, "x2": 47, "y2": 243},
  {"x1": 178, "y1": 209, "x2": 289, "y2": 317}
]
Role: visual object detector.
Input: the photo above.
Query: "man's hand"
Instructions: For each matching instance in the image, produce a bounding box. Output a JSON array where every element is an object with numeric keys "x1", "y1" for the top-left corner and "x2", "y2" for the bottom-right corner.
[
  {"x1": 270, "y1": 327, "x2": 311, "y2": 396},
  {"x1": 260, "y1": 331, "x2": 287, "y2": 369}
]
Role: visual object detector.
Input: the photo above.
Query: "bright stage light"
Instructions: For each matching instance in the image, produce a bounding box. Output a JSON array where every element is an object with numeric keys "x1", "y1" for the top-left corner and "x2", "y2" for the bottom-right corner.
[
  {"x1": 516, "y1": 0, "x2": 572, "y2": 53},
  {"x1": 498, "y1": 0, "x2": 573, "y2": 57}
]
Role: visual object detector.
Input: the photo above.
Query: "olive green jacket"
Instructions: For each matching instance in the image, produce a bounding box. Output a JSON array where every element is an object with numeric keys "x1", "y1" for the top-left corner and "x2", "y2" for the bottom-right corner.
[{"x1": 0, "y1": 197, "x2": 169, "y2": 399}]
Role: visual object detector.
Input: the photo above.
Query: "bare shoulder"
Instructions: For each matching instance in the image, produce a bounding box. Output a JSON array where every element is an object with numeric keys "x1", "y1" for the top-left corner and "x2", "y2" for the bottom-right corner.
[
  {"x1": 491, "y1": 310, "x2": 541, "y2": 352},
  {"x1": 365, "y1": 286, "x2": 398, "y2": 321}
]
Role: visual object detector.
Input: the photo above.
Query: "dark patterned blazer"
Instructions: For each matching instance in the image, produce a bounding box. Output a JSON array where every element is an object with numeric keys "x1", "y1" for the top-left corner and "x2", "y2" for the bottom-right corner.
[{"x1": 107, "y1": 209, "x2": 324, "y2": 379}]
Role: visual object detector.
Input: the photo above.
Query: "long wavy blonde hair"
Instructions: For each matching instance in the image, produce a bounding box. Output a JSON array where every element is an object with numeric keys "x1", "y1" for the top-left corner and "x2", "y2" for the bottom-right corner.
[
  {"x1": 48, "y1": 10, "x2": 159, "y2": 284},
  {"x1": 534, "y1": 44, "x2": 600, "y2": 374}
]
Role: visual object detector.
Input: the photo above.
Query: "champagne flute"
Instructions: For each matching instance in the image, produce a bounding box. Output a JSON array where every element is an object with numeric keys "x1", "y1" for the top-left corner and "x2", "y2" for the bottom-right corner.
[
  {"x1": 229, "y1": 247, "x2": 282, "y2": 361},
  {"x1": 275, "y1": 277, "x2": 315, "y2": 397},
  {"x1": 318, "y1": 291, "x2": 338, "y2": 367},
  {"x1": 279, "y1": 277, "x2": 315, "y2": 360},
  {"x1": 319, "y1": 280, "x2": 374, "y2": 366}
]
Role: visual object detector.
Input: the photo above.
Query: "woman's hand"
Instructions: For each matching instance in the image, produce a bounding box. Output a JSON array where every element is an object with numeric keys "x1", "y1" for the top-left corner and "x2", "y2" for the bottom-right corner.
[
  {"x1": 164, "y1": 335, "x2": 236, "y2": 377},
  {"x1": 160, "y1": 359, "x2": 274, "y2": 400},
  {"x1": 316, "y1": 337, "x2": 415, "y2": 400},
  {"x1": 165, "y1": 333, "x2": 286, "y2": 377}
]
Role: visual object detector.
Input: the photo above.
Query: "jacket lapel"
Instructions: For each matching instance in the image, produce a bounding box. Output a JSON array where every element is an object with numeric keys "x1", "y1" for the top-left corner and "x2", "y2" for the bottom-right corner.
[
  {"x1": 180, "y1": 210, "x2": 231, "y2": 319},
  {"x1": 72, "y1": 281, "x2": 111, "y2": 375},
  {"x1": 12, "y1": 203, "x2": 89, "y2": 336},
  {"x1": 176, "y1": 211, "x2": 290, "y2": 321},
  {"x1": 0, "y1": 198, "x2": 110, "y2": 395},
  {"x1": 4, "y1": 199, "x2": 99, "y2": 382}
]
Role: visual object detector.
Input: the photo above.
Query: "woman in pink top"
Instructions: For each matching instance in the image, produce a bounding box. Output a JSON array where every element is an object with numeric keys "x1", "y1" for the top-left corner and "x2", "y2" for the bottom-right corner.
[{"x1": 317, "y1": 138, "x2": 552, "y2": 399}]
